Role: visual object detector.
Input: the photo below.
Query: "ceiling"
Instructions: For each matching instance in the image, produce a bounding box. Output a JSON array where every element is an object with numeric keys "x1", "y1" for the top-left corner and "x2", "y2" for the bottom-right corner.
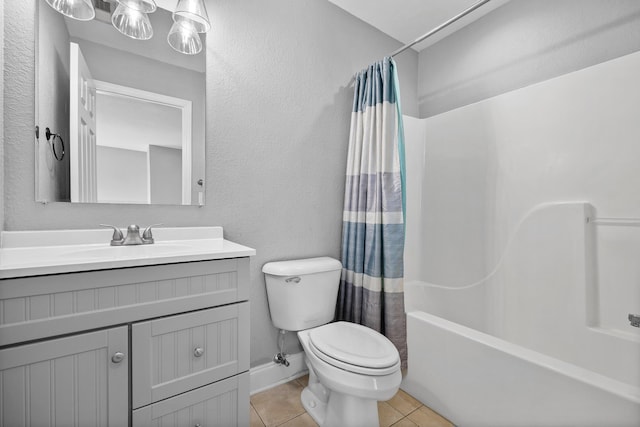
[{"x1": 327, "y1": 0, "x2": 511, "y2": 52}]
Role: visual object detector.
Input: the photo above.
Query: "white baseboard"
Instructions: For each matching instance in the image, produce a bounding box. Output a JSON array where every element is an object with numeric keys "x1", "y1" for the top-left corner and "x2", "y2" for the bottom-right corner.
[{"x1": 249, "y1": 351, "x2": 308, "y2": 395}]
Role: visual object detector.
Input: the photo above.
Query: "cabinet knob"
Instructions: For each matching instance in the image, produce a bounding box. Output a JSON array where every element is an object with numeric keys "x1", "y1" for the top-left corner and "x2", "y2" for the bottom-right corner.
[
  {"x1": 194, "y1": 424, "x2": 202, "y2": 427},
  {"x1": 193, "y1": 347, "x2": 204, "y2": 357},
  {"x1": 111, "y1": 352, "x2": 125, "y2": 364}
]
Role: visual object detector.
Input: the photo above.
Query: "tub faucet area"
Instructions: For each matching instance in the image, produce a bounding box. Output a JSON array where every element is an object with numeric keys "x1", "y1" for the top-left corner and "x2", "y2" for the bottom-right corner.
[{"x1": 100, "y1": 224, "x2": 162, "y2": 246}]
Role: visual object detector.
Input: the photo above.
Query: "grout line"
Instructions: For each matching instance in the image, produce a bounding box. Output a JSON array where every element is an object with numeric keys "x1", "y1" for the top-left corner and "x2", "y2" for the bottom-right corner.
[
  {"x1": 251, "y1": 402, "x2": 268, "y2": 427},
  {"x1": 253, "y1": 377, "x2": 453, "y2": 427},
  {"x1": 273, "y1": 411, "x2": 306, "y2": 427}
]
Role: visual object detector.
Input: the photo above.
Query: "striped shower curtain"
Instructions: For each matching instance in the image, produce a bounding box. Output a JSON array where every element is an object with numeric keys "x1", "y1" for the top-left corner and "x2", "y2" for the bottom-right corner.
[{"x1": 337, "y1": 57, "x2": 407, "y2": 364}]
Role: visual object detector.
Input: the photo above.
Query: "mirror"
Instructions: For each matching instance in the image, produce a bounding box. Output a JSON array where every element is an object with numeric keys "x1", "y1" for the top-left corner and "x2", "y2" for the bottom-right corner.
[{"x1": 35, "y1": 0, "x2": 206, "y2": 205}]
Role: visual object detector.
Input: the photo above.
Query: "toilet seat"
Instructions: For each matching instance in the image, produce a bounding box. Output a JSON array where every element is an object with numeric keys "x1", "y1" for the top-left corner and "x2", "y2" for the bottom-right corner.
[{"x1": 308, "y1": 322, "x2": 400, "y2": 376}]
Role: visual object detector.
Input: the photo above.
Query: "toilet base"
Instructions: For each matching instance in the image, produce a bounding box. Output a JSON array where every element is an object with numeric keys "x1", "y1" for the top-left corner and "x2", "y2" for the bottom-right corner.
[
  {"x1": 301, "y1": 386, "x2": 381, "y2": 427},
  {"x1": 301, "y1": 387, "x2": 328, "y2": 426}
]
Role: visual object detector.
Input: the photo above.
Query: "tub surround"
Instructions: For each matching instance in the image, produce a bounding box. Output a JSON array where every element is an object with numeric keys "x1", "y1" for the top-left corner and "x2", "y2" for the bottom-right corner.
[
  {"x1": 404, "y1": 310, "x2": 640, "y2": 427},
  {"x1": 402, "y1": 202, "x2": 640, "y2": 426},
  {"x1": 0, "y1": 227, "x2": 255, "y2": 426},
  {"x1": 402, "y1": 45, "x2": 640, "y2": 426},
  {"x1": 0, "y1": 226, "x2": 255, "y2": 278}
]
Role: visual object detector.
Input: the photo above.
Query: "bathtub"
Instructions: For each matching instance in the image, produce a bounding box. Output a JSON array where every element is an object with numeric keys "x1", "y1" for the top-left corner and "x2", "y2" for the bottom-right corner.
[{"x1": 401, "y1": 203, "x2": 640, "y2": 426}]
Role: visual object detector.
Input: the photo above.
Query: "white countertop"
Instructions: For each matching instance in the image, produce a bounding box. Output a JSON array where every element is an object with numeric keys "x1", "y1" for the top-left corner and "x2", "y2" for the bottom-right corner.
[{"x1": 0, "y1": 227, "x2": 256, "y2": 279}]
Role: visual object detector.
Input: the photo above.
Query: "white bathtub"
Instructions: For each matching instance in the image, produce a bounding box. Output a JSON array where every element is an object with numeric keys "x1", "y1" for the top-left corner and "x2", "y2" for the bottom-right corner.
[{"x1": 401, "y1": 203, "x2": 640, "y2": 426}]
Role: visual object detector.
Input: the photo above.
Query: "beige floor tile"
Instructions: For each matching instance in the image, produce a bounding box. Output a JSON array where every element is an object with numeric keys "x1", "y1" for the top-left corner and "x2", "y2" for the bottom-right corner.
[
  {"x1": 387, "y1": 389, "x2": 423, "y2": 415},
  {"x1": 251, "y1": 381, "x2": 305, "y2": 427},
  {"x1": 250, "y1": 377, "x2": 450, "y2": 427},
  {"x1": 378, "y1": 401, "x2": 405, "y2": 427},
  {"x1": 407, "y1": 406, "x2": 454, "y2": 427},
  {"x1": 295, "y1": 374, "x2": 309, "y2": 388},
  {"x1": 391, "y1": 418, "x2": 420, "y2": 427},
  {"x1": 250, "y1": 404, "x2": 266, "y2": 427},
  {"x1": 276, "y1": 412, "x2": 319, "y2": 427}
]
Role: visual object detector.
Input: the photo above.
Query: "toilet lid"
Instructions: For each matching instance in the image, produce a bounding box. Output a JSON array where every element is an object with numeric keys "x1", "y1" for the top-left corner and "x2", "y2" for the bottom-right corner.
[{"x1": 308, "y1": 322, "x2": 400, "y2": 376}]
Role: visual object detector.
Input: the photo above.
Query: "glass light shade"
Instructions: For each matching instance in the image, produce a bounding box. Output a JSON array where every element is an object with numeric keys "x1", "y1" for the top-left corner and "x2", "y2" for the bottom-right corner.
[
  {"x1": 173, "y1": 0, "x2": 211, "y2": 33},
  {"x1": 45, "y1": 0, "x2": 95, "y2": 21},
  {"x1": 116, "y1": 0, "x2": 157, "y2": 13},
  {"x1": 167, "y1": 19, "x2": 202, "y2": 55},
  {"x1": 111, "y1": 3, "x2": 154, "y2": 40}
]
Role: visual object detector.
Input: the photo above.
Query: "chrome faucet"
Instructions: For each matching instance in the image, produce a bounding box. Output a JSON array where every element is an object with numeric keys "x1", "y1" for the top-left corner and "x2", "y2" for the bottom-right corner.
[{"x1": 100, "y1": 224, "x2": 162, "y2": 246}]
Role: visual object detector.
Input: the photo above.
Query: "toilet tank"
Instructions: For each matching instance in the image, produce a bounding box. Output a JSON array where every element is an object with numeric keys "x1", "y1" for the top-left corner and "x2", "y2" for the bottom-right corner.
[{"x1": 263, "y1": 257, "x2": 342, "y2": 331}]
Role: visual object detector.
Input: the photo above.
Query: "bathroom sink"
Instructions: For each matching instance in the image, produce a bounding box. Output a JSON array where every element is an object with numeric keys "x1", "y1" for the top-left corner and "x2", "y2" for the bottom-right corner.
[
  {"x1": 65, "y1": 243, "x2": 198, "y2": 259},
  {"x1": 0, "y1": 226, "x2": 256, "y2": 278}
]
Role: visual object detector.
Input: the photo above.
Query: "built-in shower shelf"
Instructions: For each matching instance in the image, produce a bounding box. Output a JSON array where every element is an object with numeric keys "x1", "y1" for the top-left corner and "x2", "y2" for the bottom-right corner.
[{"x1": 586, "y1": 217, "x2": 640, "y2": 226}]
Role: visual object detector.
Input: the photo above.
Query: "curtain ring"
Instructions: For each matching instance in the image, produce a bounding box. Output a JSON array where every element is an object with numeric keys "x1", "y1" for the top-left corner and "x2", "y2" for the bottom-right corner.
[{"x1": 45, "y1": 127, "x2": 65, "y2": 161}]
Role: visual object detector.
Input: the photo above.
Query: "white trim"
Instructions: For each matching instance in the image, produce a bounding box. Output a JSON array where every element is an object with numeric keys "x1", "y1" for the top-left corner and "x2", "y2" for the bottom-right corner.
[
  {"x1": 249, "y1": 351, "x2": 308, "y2": 395},
  {"x1": 93, "y1": 80, "x2": 191, "y2": 115},
  {"x1": 343, "y1": 211, "x2": 404, "y2": 224},
  {"x1": 341, "y1": 270, "x2": 405, "y2": 293},
  {"x1": 93, "y1": 80, "x2": 193, "y2": 205},
  {"x1": 146, "y1": 149, "x2": 152, "y2": 204},
  {"x1": 180, "y1": 102, "x2": 192, "y2": 205}
]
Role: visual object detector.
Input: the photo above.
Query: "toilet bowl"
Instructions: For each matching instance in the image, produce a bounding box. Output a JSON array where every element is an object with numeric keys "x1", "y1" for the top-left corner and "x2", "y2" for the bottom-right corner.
[{"x1": 263, "y1": 257, "x2": 402, "y2": 427}]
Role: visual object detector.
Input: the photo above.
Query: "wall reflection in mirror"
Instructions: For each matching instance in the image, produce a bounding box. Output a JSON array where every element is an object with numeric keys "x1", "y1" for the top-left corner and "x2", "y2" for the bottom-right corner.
[{"x1": 36, "y1": 0, "x2": 206, "y2": 205}]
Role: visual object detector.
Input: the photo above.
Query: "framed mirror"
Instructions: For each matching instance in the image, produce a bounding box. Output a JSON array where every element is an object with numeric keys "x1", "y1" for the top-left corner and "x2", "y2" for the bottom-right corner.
[{"x1": 35, "y1": 0, "x2": 206, "y2": 205}]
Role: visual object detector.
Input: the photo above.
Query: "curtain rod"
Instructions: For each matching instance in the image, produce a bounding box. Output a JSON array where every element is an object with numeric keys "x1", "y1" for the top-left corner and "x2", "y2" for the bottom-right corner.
[{"x1": 390, "y1": 0, "x2": 492, "y2": 57}]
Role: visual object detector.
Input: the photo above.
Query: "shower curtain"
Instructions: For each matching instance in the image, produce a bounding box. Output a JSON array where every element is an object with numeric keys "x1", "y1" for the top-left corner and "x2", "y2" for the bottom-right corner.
[{"x1": 337, "y1": 57, "x2": 407, "y2": 363}]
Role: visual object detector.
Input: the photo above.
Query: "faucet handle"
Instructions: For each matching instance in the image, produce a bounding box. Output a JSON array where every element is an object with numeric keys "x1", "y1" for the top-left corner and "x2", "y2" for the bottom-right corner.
[
  {"x1": 142, "y1": 224, "x2": 163, "y2": 243},
  {"x1": 100, "y1": 224, "x2": 124, "y2": 245}
]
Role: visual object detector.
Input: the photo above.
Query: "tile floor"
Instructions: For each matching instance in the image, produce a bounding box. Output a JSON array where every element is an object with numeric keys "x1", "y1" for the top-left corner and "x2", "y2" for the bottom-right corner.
[{"x1": 250, "y1": 375, "x2": 454, "y2": 427}]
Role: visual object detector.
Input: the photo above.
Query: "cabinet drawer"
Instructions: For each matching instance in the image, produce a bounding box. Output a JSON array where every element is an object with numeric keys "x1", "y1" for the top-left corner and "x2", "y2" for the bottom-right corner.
[
  {"x1": 132, "y1": 302, "x2": 250, "y2": 408},
  {"x1": 132, "y1": 372, "x2": 249, "y2": 427},
  {"x1": 0, "y1": 258, "x2": 250, "y2": 347}
]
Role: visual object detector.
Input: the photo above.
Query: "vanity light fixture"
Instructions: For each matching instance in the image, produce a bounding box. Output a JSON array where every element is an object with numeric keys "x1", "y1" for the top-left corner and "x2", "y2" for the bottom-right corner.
[
  {"x1": 44, "y1": 0, "x2": 211, "y2": 54},
  {"x1": 45, "y1": 0, "x2": 95, "y2": 21},
  {"x1": 168, "y1": 18, "x2": 202, "y2": 55},
  {"x1": 167, "y1": 0, "x2": 210, "y2": 54},
  {"x1": 111, "y1": 2, "x2": 154, "y2": 40},
  {"x1": 116, "y1": 0, "x2": 157, "y2": 13},
  {"x1": 173, "y1": 0, "x2": 211, "y2": 33}
]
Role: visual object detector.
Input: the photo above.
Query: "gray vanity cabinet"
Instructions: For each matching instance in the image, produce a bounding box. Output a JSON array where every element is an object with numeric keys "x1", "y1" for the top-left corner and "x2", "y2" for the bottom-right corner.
[
  {"x1": 132, "y1": 303, "x2": 250, "y2": 408},
  {"x1": 0, "y1": 257, "x2": 250, "y2": 427},
  {"x1": 0, "y1": 326, "x2": 129, "y2": 427},
  {"x1": 132, "y1": 374, "x2": 248, "y2": 427}
]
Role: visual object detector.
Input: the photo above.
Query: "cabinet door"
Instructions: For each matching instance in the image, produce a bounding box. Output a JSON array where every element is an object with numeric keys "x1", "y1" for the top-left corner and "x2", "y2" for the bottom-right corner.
[
  {"x1": 132, "y1": 373, "x2": 249, "y2": 427},
  {"x1": 0, "y1": 327, "x2": 128, "y2": 427},
  {"x1": 132, "y1": 302, "x2": 249, "y2": 408}
]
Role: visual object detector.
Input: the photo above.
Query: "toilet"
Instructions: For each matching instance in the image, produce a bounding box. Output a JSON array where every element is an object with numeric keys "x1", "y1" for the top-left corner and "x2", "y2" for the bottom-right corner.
[{"x1": 263, "y1": 257, "x2": 402, "y2": 427}]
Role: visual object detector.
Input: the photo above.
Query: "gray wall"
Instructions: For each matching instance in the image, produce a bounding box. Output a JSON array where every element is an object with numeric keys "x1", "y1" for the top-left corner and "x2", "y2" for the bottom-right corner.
[
  {"x1": 96, "y1": 146, "x2": 148, "y2": 204},
  {"x1": 0, "y1": 0, "x2": 4, "y2": 234},
  {"x1": 417, "y1": 0, "x2": 640, "y2": 118},
  {"x1": 37, "y1": 2, "x2": 70, "y2": 203},
  {"x1": 149, "y1": 145, "x2": 182, "y2": 205},
  {"x1": 3, "y1": 0, "x2": 418, "y2": 366}
]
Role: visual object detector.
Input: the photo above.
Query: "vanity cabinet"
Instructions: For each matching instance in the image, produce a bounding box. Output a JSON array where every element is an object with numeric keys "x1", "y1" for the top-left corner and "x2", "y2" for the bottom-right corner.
[
  {"x1": 0, "y1": 257, "x2": 251, "y2": 427},
  {"x1": 132, "y1": 374, "x2": 248, "y2": 427},
  {"x1": 132, "y1": 303, "x2": 250, "y2": 408},
  {"x1": 0, "y1": 327, "x2": 128, "y2": 427}
]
